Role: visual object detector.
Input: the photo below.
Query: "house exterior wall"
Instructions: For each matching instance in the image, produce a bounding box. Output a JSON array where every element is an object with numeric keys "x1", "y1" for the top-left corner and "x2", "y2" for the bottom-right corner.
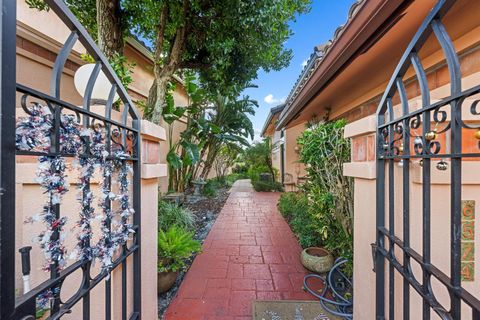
[
  {"x1": 284, "y1": 122, "x2": 307, "y2": 187},
  {"x1": 271, "y1": 129, "x2": 283, "y2": 179}
]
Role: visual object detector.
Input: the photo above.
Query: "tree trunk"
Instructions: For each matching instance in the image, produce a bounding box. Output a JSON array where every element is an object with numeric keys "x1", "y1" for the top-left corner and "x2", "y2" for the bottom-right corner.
[
  {"x1": 150, "y1": 75, "x2": 170, "y2": 124},
  {"x1": 148, "y1": 1, "x2": 187, "y2": 124},
  {"x1": 200, "y1": 145, "x2": 220, "y2": 180},
  {"x1": 96, "y1": 0, "x2": 123, "y2": 59}
]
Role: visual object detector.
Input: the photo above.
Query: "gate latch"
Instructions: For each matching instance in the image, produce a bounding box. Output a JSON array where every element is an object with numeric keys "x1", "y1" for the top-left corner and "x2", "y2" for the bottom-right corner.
[{"x1": 370, "y1": 242, "x2": 377, "y2": 273}]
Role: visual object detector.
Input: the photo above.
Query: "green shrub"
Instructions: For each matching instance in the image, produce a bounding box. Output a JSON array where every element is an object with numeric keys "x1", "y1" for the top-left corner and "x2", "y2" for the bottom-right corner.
[
  {"x1": 225, "y1": 173, "x2": 247, "y2": 186},
  {"x1": 295, "y1": 119, "x2": 353, "y2": 273},
  {"x1": 158, "y1": 226, "x2": 201, "y2": 272},
  {"x1": 158, "y1": 201, "x2": 195, "y2": 231},
  {"x1": 252, "y1": 180, "x2": 284, "y2": 192},
  {"x1": 278, "y1": 192, "x2": 319, "y2": 248},
  {"x1": 247, "y1": 164, "x2": 271, "y2": 182},
  {"x1": 203, "y1": 179, "x2": 221, "y2": 197},
  {"x1": 232, "y1": 164, "x2": 248, "y2": 174},
  {"x1": 278, "y1": 192, "x2": 301, "y2": 220},
  {"x1": 201, "y1": 174, "x2": 247, "y2": 197},
  {"x1": 308, "y1": 186, "x2": 353, "y2": 271}
]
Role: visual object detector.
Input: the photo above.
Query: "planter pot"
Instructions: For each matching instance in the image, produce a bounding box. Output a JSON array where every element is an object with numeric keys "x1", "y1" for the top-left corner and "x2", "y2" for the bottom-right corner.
[
  {"x1": 300, "y1": 247, "x2": 334, "y2": 274},
  {"x1": 158, "y1": 271, "x2": 179, "y2": 294}
]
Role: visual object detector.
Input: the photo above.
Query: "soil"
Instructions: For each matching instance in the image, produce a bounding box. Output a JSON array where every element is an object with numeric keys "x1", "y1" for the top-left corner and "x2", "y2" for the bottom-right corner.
[{"x1": 157, "y1": 187, "x2": 230, "y2": 319}]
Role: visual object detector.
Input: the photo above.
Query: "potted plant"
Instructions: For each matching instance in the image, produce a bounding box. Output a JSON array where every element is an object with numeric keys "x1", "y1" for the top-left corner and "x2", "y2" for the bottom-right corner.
[
  {"x1": 158, "y1": 226, "x2": 201, "y2": 293},
  {"x1": 300, "y1": 247, "x2": 334, "y2": 274}
]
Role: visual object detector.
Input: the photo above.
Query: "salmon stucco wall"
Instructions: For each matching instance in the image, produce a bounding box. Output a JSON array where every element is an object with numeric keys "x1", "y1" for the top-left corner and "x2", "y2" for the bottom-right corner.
[
  {"x1": 284, "y1": 122, "x2": 307, "y2": 186},
  {"x1": 271, "y1": 130, "x2": 283, "y2": 180}
]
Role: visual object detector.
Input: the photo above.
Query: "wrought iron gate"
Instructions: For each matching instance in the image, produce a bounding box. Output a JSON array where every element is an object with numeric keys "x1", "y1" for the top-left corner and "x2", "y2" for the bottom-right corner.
[
  {"x1": 0, "y1": 0, "x2": 141, "y2": 319},
  {"x1": 375, "y1": 0, "x2": 480, "y2": 319}
]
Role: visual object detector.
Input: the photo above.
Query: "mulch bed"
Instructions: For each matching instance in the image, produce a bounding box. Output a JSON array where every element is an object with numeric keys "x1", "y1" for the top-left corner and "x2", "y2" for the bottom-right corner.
[{"x1": 157, "y1": 187, "x2": 230, "y2": 319}]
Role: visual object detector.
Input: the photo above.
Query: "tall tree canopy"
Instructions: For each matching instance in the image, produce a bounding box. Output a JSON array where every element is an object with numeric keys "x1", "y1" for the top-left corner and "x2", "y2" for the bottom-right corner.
[{"x1": 27, "y1": 0, "x2": 311, "y2": 123}]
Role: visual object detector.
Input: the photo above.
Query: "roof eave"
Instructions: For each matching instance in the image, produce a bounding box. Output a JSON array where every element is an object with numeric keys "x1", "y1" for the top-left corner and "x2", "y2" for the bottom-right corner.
[
  {"x1": 276, "y1": 0, "x2": 410, "y2": 130},
  {"x1": 260, "y1": 104, "x2": 285, "y2": 137}
]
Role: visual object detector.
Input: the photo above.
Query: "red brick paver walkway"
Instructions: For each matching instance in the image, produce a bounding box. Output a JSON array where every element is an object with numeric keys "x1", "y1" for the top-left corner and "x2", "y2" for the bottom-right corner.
[{"x1": 165, "y1": 180, "x2": 315, "y2": 320}]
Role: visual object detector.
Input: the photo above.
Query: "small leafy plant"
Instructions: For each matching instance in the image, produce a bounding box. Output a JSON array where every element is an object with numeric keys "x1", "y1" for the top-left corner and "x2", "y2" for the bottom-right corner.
[
  {"x1": 158, "y1": 201, "x2": 195, "y2": 232},
  {"x1": 158, "y1": 226, "x2": 201, "y2": 273}
]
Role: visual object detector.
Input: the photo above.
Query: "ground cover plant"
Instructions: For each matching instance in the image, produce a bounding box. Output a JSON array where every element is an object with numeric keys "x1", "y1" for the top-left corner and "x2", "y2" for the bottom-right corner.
[{"x1": 158, "y1": 200, "x2": 195, "y2": 232}]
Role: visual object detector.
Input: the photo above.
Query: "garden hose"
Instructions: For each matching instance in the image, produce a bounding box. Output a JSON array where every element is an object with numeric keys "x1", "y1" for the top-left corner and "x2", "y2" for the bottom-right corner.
[{"x1": 303, "y1": 257, "x2": 353, "y2": 319}]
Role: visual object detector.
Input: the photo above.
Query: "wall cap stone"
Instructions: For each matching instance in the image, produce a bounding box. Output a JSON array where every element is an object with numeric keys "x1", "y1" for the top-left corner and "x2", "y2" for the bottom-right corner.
[
  {"x1": 344, "y1": 114, "x2": 376, "y2": 139},
  {"x1": 141, "y1": 120, "x2": 166, "y2": 141},
  {"x1": 343, "y1": 161, "x2": 375, "y2": 180},
  {"x1": 142, "y1": 163, "x2": 167, "y2": 179}
]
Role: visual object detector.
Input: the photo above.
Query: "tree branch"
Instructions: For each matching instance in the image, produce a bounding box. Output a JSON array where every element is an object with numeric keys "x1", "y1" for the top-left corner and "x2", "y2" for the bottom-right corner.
[
  {"x1": 154, "y1": 4, "x2": 168, "y2": 64},
  {"x1": 160, "y1": 0, "x2": 188, "y2": 77}
]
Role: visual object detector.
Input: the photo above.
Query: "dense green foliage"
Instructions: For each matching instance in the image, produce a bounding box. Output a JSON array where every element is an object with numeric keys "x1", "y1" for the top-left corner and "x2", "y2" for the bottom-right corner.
[
  {"x1": 240, "y1": 138, "x2": 281, "y2": 192},
  {"x1": 278, "y1": 192, "x2": 303, "y2": 221},
  {"x1": 157, "y1": 226, "x2": 201, "y2": 272},
  {"x1": 158, "y1": 74, "x2": 255, "y2": 192},
  {"x1": 202, "y1": 174, "x2": 246, "y2": 197},
  {"x1": 252, "y1": 180, "x2": 283, "y2": 192},
  {"x1": 242, "y1": 138, "x2": 276, "y2": 180},
  {"x1": 278, "y1": 192, "x2": 318, "y2": 248},
  {"x1": 158, "y1": 201, "x2": 196, "y2": 232},
  {"x1": 196, "y1": 89, "x2": 257, "y2": 180},
  {"x1": 226, "y1": 173, "x2": 248, "y2": 184},
  {"x1": 28, "y1": 0, "x2": 311, "y2": 121},
  {"x1": 298, "y1": 120, "x2": 353, "y2": 238},
  {"x1": 278, "y1": 120, "x2": 353, "y2": 271}
]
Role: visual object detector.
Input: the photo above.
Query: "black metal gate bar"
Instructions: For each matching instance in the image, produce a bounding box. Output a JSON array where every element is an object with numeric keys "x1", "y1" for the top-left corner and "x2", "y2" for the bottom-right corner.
[
  {"x1": 387, "y1": 98, "x2": 395, "y2": 320},
  {"x1": 0, "y1": 0, "x2": 18, "y2": 318},
  {"x1": 397, "y1": 76, "x2": 411, "y2": 320},
  {"x1": 0, "y1": 0, "x2": 142, "y2": 319},
  {"x1": 375, "y1": 0, "x2": 480, "y2": 319},
  {"x1": 409, "y1": 52, "x2": 429, "y2": 320},
  {"x1": 431, "y1": 18, "x2": 463, "y2": 320}
]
